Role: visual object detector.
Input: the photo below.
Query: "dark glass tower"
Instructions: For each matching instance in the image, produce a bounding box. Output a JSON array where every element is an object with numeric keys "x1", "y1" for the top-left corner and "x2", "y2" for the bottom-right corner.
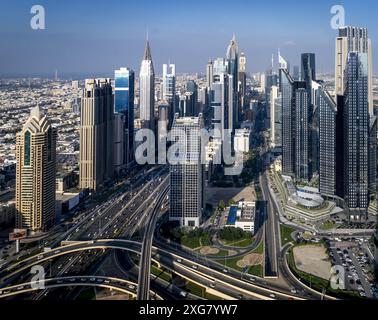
[
  {"x1": 343, "y1": 52, "x2": 369, "y2": 212},
  {"x1": 115, "y1": 68, "x2": 135, "y2": 166}
]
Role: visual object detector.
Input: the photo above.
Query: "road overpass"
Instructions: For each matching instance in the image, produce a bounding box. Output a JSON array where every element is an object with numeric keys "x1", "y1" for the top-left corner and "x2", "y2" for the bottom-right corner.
[{"x1": 0, "y1": 275, "x2": 162, "y2": 300}]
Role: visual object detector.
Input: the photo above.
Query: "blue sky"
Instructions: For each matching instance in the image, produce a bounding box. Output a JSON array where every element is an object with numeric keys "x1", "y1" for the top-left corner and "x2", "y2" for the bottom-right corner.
[{"x1": 1, "y1": 0, "x2": 377, "y2": 77}]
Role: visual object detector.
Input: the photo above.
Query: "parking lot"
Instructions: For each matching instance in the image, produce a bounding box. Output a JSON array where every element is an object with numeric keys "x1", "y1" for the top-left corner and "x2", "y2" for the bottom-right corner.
[{"x1": 329, "y1": 240, "x2": 376, "y2": 299}]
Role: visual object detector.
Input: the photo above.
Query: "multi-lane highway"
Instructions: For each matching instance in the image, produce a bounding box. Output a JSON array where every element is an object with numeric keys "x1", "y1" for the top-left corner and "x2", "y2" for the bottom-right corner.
[
  {"x1": 0, "y1": 275, "x2": 162, "y2": 300},
  {"x1": 137, "y1": 183, "x2": 169, "y2": 300}
]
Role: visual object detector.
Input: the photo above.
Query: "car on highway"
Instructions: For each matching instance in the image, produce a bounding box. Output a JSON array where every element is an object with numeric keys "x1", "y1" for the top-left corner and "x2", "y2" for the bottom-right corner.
[
  {"x1": 269, "y1": 294, "x2": 276, "y2": 298},
  {"x1": 176, "y1": 259, "x2": 182, "y2": 263}
]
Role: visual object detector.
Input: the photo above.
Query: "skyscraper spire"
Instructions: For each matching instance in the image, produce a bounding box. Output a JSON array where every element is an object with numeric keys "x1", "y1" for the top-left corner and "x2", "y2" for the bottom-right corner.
[
  {"x1": 31, "y1": 102, "x2": 43, "y2": 120},
  {"x1": 143, "y1": 40, "x2": 152, "y2": 61}
]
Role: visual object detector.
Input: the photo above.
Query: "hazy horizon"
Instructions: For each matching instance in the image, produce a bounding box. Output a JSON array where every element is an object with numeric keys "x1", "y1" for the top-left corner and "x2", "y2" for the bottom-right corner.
[{"x1": 1, "y1": 0, "x2": 378, "y2": 76}]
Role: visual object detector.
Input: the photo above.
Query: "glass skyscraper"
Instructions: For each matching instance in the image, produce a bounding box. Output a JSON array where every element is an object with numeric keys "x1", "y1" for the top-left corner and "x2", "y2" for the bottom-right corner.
[{"x1": 114, "y1": 68, "x2": 135, "y2": 168}]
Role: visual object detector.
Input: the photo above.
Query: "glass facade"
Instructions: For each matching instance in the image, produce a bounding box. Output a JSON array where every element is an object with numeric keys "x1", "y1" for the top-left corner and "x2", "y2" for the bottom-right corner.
[
  {"x1": 115, "y1": 68, "x2": 135, "y2": 164},
  {"x1": 24, "y1": 131, "x2": 31, "y2": 166}
]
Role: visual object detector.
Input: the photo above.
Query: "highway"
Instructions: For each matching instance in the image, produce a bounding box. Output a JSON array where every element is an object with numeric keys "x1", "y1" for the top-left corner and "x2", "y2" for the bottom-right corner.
[
  {"x1": 0, "y1": 275, "x2": 162, "y2": 300},
  {"x1": 137, "y1": 183, "x2": 169, "y2": 300},
  {"x1": 0, "y1": 238, "x2": 311, "y2": 300},
  {"x1": 260, "y1": 173, "x2": 279, "y2": 278},
  {"x1": 0, "y1": 166, "x2": 169, "y2": 299}
]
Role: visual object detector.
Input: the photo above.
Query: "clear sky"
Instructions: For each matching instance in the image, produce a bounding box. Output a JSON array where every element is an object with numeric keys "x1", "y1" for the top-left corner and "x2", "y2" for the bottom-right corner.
[{"x1": 1, "y1": 0, "x2": 378, "y2": 77}]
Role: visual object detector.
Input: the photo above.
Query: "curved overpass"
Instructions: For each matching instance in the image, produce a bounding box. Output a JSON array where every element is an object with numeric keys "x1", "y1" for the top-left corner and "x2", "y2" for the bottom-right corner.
[
  {"x1": 0, "y1": 276, "x2": 162, "y2": 300},
  {"x1": 2, "y1": 239, "x2": 308, "y2": 300}
]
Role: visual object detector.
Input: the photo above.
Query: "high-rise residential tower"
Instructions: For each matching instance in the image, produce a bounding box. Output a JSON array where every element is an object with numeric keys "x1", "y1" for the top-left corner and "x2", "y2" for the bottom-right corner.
[
  {"x1": 169, "y1": 114, "x2": 204, "y2": 227},
  {"x1": 318, "y1": 88, "x2": 337, "y2": 197},
  {"x1": 335, "y1": 26, "x2": 373, "y2": 115},
  {"x1": 15, "y1": 105, "x2": 57, "y2": 232},
  {"x1": 139, "y1": 40, "x2": 155, "y2": 131},
  {"x1": 79, "y1": 78, "x2": 114, "y2": 192},
  {"x1": 343, "y1": 52, "x2": 369, "y2": 212}
]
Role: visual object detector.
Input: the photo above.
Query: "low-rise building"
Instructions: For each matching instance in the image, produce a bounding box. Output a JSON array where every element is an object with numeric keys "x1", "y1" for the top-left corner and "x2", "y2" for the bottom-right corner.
[{"x1": 226, "y1": 201, "x2": 256, "y2": 234}]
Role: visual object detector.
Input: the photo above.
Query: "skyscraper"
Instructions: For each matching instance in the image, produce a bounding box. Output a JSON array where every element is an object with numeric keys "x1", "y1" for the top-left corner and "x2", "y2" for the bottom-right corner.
[
  {"x1": 15, "y1": 105, "x2": 57, "y2": 232},
  {"x1": 206, "y1": 59, "x2": 214, "y2": 88},
  {"x1": 114, "y1": 67, "x2": 135, "y2": 172},
  {"x1": 280, "y1": 67, "x2": 310, "y2": 181},
  {"x1": 301, "y1": 53, "x2": 316, "y2": 85},
  {"x1": 162, "y1": 63, "x2": 176, "y2": 126},
  {"x1": 169, "y1": 114, "x2": 204, "y2": 227},
  {"x1": 211, "y1": 73, "x2": 229, "y2": 141},
  {"x1": 139, "y1": 40, "x2": 155, "y2": 131},
  {"x1": 343, "y1": 52, "x2": 369, "y2": 212},
  {"x1": 226, "y1": 34, "x2": 239, "y2": 130},
  {"x1": 79, "y1": 78, "x2": 114, "y2": 192},
  {"x1": 294, "y1": 86, "x2": 310, "y2": 181},
  {"x1": 319, "y1": 88, "x2": 337, "y2": 197},
  {"x1": 270, "y1": 85, "x2": 282, "y2": 150},
  {"x1": 238, "y1": 52, "x2": 247, "y2": 109},
  {"x1": 281, "y1": 68, "x2": 294, "y2": 176},
  {"x1": 335, "y1": 26, "x2": 373, "y2": 115}
]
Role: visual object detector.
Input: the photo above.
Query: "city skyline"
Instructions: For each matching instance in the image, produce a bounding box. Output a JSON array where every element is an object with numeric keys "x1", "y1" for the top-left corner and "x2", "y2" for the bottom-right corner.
[{"x1": 2, "y1": 0, "x2": 378, "y2": 76}]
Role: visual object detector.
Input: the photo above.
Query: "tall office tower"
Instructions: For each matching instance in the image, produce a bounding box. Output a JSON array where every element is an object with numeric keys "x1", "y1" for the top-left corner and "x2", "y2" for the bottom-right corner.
[
  {"x1": 301, "y1": 53, "x2": 318, "y2": 177},
  {"x1": 198, "y1": 87, "x2": 208, "y2": 115},
  {"x1": 211, "y1": 73, "x2": 229, "y2": 141},
  {"x1": 238, "y1": 52, "x2": 247, "y2": 109},
  {"x1": 226, "y1": 34, "x2": 240, "y2": 129},
  {"x1": 213, "y1": 58, "x2": 227, "y2": 76},
  {"x1": 139, "y1": 40, "x2": 156, "y2": 131},
  {"x1": 270, "y1": 85, "x2": 282, "y2": 149},
  {"x1": 114, "y1": 68, "x2": 135, "y2": 173},
  {"x1": 335, "y1": 26, "x2": 373, "y2": 115},
  {"x1": 280, "y1": 69, "x2": 294, "y2": 176},
  {"x1": 301, "y1": 53, "x2": 316, "y2": 85},
  {"x1": 319, "y1": 88, "x2": 337, "y2": 197},
  {"x1": 186, "y1": 80, "x2": 198, "y2": 114},
  {"x1": 169, "y1": 114, "x2": 204, "y2": 227},
  {"x1": 280, "y1": 68, "x2": 310, "y2": 180},
  {"x1": 226, "y1": 34, "x2": 239, "y2": 89},
  {"x1": 162, "y1": 63, "x2": 176, "y2": 126},
  {"x1": 206, "y1": 59, "x2": 214, "y2": 88},
  {"x1": 15, "y1": 105, "x2": 57, "y2": 232},
  {"x1": 179, "y1": 92, "x2": 196, "y2": 117},
  {"x1": 343, "y1": 52, "x2": 369, "y2": 212},
  {"x1": 294, "y1": 87, "x2": 310, "y2": 181},
  {"x1": 293, "y1": 65, "x2": 300, "y2": 81},
  {"x1": 80, "y1": 79, "x2": 114, "y2": 192}
]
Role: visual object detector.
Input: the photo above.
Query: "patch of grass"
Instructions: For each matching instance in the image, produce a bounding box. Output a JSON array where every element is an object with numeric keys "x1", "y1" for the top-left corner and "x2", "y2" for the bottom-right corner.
[
  {"x1": 222, "y1": 256, "x2": 244, "y2": 272},
  {"x1": 252, "y1": 240, "x2": 264, "y2": 255},
  {"x1": 280, "y1": 224, "x2": 296, "y2": 246},
  {"x1": 248, "y1": 264, "x2": 263, "y2": 277},
  {"x1": 181, "y1": 235, "x2": 201, "y2": 249},
  {"x1": 223, "y1": 237, "x2": 254, "y2": 248},
  {"x1": 205, "y1": 249, "x2": 229, "y2": 257},
  {"x1": 319, "y1": 220, "x2": 336, "y2": 231}
]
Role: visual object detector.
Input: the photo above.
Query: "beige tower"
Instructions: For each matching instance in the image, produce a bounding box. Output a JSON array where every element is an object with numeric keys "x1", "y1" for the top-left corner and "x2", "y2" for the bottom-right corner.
[
  {"x1": 15, "y1": 105, "x2": 57, "y2": 233},
  {"x1": 335, "y1": 26, "x2": 373, "y2": 114},
  {"x1": 79, "y1": 78, "x2": 114, "y2": 191}
]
